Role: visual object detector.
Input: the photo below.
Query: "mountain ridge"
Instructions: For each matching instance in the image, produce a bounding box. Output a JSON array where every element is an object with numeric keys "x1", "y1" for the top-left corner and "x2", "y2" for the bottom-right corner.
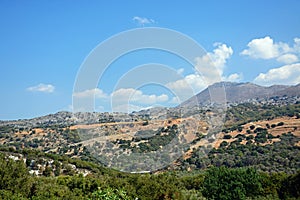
[
  {"x1": 1, "y1": 82, "x2": 299, "y2": 123},
  {"x1": 180, "y1": 81, "x2": 300, "y2": 107}
]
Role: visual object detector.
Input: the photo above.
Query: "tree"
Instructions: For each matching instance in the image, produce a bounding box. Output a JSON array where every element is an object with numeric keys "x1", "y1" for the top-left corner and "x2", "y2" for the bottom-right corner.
[
  {"x1": 237, "y1": 126, "x2": 243, "y2": 132},
  {"x1": 43, "y1": 166, "x2": 53, "y2": 177},
  {"x1": 203, "y1": 167, "x2": 262, "y2": 200},
  {"x1": 277, "y1": 122, "x2": 284, "y2": 126},
  {"x1": 223, "y1": 135, "x2": 232, "y2": 139},
  {"x1": 220, "y1": 141, "x2": 228, "y2": 148},
  {"x1": 279, "y1": 171, "x2": 300, "y2": 199},
  {"x1": 0, "y1": 153, "x2": 32, "y2": 197}
]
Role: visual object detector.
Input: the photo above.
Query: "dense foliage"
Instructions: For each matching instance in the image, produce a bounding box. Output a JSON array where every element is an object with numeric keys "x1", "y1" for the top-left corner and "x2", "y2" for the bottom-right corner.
[
  {"x1": 185, "y1": 132, "x2": 300, "y2": 174},
  {"x1": 0, "y1": 151, "x2": 299, "y2": 200},
  {"x1": 225, "y1": 103, "x2": 300, "y2": 127},
  {"x1": 115, "y1": 124, "x2": 178, "y2": 153}
]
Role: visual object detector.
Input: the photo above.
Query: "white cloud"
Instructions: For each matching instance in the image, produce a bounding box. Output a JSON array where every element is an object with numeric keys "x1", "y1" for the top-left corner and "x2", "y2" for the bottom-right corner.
[
  {"x1": 27, "y1": 83, "x2": 55, "y2": 93},
  {"x1": 223, "y1": 73, "x2": 243, "y2": 82},
  {"x1": 293, "y1": 38, "x2": 300, "y2": 52},
  {"x1": 195, "y1": 43, "x2": 233, "y2": 84},
  {"x1": 64, "y1": 104, "x2": 106, "y2": 112},
  {"x1": 177, "y1": 68, "x2": 184, "y2": 75},
  {"x1": 73, "y1": 88, "x2": 108, "y2": 99},
  {"x1": 166, "y1": 71, "x2": 241, "y2": 102},
  {"x1": 112, "y1": 104, "x2": 152, "y2": 113},
  {"x1": 166, "y1": 73, "x2": 207, "y2": 101},
  {"x1": 169, "y1": 96, "x2": 180, "y2": 104},
  {"x1": 132, "y1": 16, "x2": 155, "y2": 26},
  {"x1": 166, "y1": 43, "x2": 235, "y2": 101},
  {"x1": 253, "y1": 63, "x2": 300, "y2": 86},
  {"x1": 210, "y1": 43, "x2": 234, "y2": 71},
  {"x1": 241, "y1": 36, "x2": 280, "y2": 59},
  {"x1": 276, "y1": 54, "x2": 299, "y2": 64},
  {"x1": 241, "y1": 36, "x2": 300, "y2": 64},
  {"x1": 73, "y1": 88, "x2": 169, "y2": 112},
  {"x1": 111, "y1": 88, "x2": 168, "y2": 105}
]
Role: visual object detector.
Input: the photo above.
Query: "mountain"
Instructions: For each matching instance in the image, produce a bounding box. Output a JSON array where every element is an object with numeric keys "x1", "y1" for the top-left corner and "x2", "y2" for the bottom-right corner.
[
  {"x1": 180, "y1": 82, "x2": 300, "y2": 107},
  {"x1": 276, "y1": 83, "x2": 300, "y2": 96}
]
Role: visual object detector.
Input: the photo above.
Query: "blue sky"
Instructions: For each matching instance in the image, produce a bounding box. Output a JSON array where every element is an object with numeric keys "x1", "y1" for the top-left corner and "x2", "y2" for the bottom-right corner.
[{"x1": 1, "y1": 0, "x2": 300, "y2": 119}]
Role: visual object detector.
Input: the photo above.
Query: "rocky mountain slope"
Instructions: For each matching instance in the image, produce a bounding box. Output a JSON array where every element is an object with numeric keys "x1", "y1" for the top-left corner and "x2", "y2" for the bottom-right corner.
[{"x1": 180, "y1": 82, "x2": 300, "y2": 107}]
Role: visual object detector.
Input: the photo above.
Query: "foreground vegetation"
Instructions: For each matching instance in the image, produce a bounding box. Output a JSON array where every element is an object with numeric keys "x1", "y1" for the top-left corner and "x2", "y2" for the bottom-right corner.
[{"x1": 0, "y1": 151, "x2": 299, "y2": 200}]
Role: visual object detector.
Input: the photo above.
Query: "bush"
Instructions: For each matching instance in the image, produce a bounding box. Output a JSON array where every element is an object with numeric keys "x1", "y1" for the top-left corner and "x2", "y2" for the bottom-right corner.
[
  {"x1": 277, "y1": 122, "x2": 284, "y2": 126},
  {"x1": 223, "y1": 135, "x2": 232, "y2": 139},
  {"x1": 238, "y1": 126, "x2": 243, "y2": 132},
  {"x1": 246, "y1": 135, "x2": 254, "y2": 140},
  {"x1": 220, "y1": 141, "x2": 228, "y2": 148}
]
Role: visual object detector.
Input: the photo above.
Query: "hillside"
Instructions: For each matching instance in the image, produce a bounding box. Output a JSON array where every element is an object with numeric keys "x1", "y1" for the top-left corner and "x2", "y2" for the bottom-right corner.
[
  {"x1": 0, "y1": 98, "x2": 299, "y2": 173},
  {"x1": 0, "y1": 82, "x2": 300, "y2": 199}
]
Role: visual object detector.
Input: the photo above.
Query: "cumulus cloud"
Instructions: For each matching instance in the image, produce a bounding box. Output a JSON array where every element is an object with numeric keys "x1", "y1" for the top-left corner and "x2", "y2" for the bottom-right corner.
[
  {"x1": 27, "y1": 83, "x2": 55, "y2": 93},
  {"x1": 166, "y1": 73, "x2": 207, "y2": 101},
  {"x1": 241, "y1": 36, "x2": 280, "y2": 59},
  {"x1": 110, "y1": 88, "x2": 169, "y2": 113},
  {"x1": 209, "y1": 43, "x2": 234, "y2": 71},
  {"x1": 294, "y1": 38, "x2": 300, "y2": 52},
  {"x1": 73, "y1": 88, "x2": 108, "y2": 99},
  {"x1": 253, "y1": 63, "x2": 300, "y2": 86},
  {"x1": 195, "y1": 43, "x2": 233, "y2": 84},
  {"x1": 166, "y1": 43, "x2": 235, "y2": 101},
  {"x1": 241, "y1": 36, "x2": 300, "y2": 64},
  {"x1": 73, "y1": 87, "x2": 170, "y2": 112},
  {"x1": 223, "y1": 73, "x2": 243, "y2": 82},
  {"x1": 73, "y1": 88, "x2": 169, "y2": 104},
  {"x1": 111, "y1": 88, "x2": 168, "y2": 105},
  {"x1": 132, "y1": 16, "x2": 155, "y2": 26},
  {"x1": 166, "y1": 71, "x2": 241, "y2": 102},
  {"x1": 276, "y1": 54, "x2": 299, "y2": 64}
]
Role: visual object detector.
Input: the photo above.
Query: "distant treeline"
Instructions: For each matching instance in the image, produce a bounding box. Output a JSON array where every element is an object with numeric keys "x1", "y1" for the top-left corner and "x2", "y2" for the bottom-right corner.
[{"x1": 225, "y1": 102, "x2": 300, "y2": 126}]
